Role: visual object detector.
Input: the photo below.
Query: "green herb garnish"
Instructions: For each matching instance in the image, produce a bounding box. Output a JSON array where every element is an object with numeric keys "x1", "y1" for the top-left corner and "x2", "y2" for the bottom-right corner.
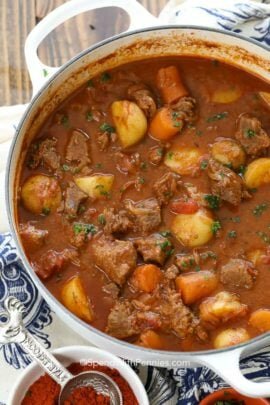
[
  {"x1": 238, "y1": 165, "x2": 246, "y2": 175},
  {"x1": 42, "y1": 69, "x2": 48, "y2": 77},
  {"x1": 42, "y1": 207, "x2": 51, "y2": 216},
  {"x1": 200, "y1": 160, "x2": 208, "y2": 170},
  {"x1": 207, "y1": 112, "x2": 228, "y2": 122},
  {"x1": 245, "y1": 128, "x2": 256, "y2": 138},
  {"x1": 257, "y1": 231, "x2": 270, "y2": 244},
  {"x1": 166, "y1": 151, "x2": 174, "y2": 160},
  {"x1": 61, "y1": 164, "x2": 70, "y2": 172},
  {"x1": 98, "y1": 214, "x2": 106, "y2": 225},
  {"x1": 100, "y1": 72, "x2": 111, "y2": 82},
  {"x1": 228, "y1": 230, "x2": 237, "y2": 238},
  {"x1": 253, "y1": 203, "x2": 268, "y2": 217},
  {"x1": 86, "y1": 111, "x2": 93, "y2": 121},
  {"x1": 99, "y1": 123, "x2": 115, "y2": 133},
  {"x1": 159, "y1": 230, "x2": 172, "y2": 237},
  {"x1": 87, "y1": 79, "x2": 94, "y2": 88},
  {"x1": 204, "y1": 194, "x2": 220, "y2": 210},
  {"x1": 73, "y1": 223, "x2": 97, "y2": 236},
  {"x1": 211, "y1": 220, "x2": 221, "y2": 235},
  {"x1": 60, "y1": 115, "x2": 69, "y2": 128}
]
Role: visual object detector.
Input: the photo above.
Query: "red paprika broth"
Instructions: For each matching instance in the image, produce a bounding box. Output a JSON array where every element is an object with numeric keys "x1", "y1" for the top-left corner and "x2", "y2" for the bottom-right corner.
[{"x1": 17, "y1": 57, "x2": 270, "y2": 352}]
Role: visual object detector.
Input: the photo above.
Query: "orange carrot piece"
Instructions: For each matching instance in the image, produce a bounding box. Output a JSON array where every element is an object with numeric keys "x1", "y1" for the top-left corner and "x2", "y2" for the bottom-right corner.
[
  {"x1": 156, "y1": 65, "x2": 188, "y2": 104},
  {"x1": 249, "y1": 309, "x2": 270, "y2": 332},
  {"x1": 175, "y1": 271, "x2": 218, "y2": 305},
  {"x1": 137, "y1": 330, "x2": 164, "y2": 349},
  {"x1": 132, "y1": 264, "x2": 162, "y2": 293},
  {"x1": 149, "y1": 107, "x2": 181, "y2": 141}
]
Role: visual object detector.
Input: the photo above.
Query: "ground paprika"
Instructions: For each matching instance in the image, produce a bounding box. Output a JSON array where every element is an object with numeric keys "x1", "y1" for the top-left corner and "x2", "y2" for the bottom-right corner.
[{"x1": 21, "y1": 362, "x2": 139, "y2": 405}]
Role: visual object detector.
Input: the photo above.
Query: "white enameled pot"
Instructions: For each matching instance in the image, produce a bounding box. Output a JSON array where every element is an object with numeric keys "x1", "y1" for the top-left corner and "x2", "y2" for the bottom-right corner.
[{"x1": 6, "y1": 0, "x2": 270, "y2": 398}]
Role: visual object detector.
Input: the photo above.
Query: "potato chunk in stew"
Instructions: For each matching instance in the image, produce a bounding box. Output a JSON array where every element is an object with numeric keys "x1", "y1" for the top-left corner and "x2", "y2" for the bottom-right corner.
[
  {"x1": 249, "y1": 309, "x2": 270, "y2": 332},
  {"x1": 75, "y1": 174, "x2": 114, "y2": 199},
  {"x1": 171, "y1": 209, "x2": 214, "y2": 247},
  {"x1": 111, "y1": 100, "x2": 147, "y2": 148},
  {"x1": 21, "y1": 174, "x2": 61, "y2": 215},
  {"x1": 211, "y1": 87, "x2": 242, "y2": 104},
  {"x1": 61, "y1": 276, "x2": 94, "y2": 323},
  {"x1": 214, "y1": 328, "x2": 250, "y2": 349},
  {"x1": 244, "y1": 158, "x2": 270, "y2": 188},
  {"x1": 164, "y1": 146, "x2": 202, "y2": 176}
]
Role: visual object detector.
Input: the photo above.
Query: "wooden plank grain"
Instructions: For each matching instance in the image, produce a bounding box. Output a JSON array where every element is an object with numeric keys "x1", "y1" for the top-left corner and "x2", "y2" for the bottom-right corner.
[{"x1": 0, "y1": 0, "x2": 168, "y2": 106}]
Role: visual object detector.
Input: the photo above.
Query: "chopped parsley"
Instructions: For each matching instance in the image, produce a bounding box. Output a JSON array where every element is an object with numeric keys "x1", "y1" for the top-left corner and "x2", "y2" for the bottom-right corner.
[
  {"x1": 73, "y1": 223, "x2": 97, "y2": 236},
  {"x1": 257, "y1": 231, "x2": 270, "y2": 244},
  {"x1": 253, "y1": 203, "x2": 268, "y2": 217},
  {"x1": 138, "y1": 177, "x2": 145, "y2": 184},
  {"x1": 159, "y1": 230, "x2": 172, "y2": 237},
  {"x1": 195, "y1": 265, "x2": 201, "y2": 272},
  {"x1": 42, "y1": 207, "x2": 51, "y2": 216},
  {"x1": 87, "y1": 79, "x2": 94, "y2": 88},
  {"x1": 238, "y1": 165, "x2": 246, "y2": 175},
  {"x1": 98, "y1": 214, "x2": 106, "y2": 225},
  {"x1": 42, "y1": 68, "x2": 48, "y2": 77},
  {"x1": 200, "y1": 251, "x2": 217, "y2": 260},
  {"x1": 86, "y1": 111, "x2": 93, "y2": 121},
  {"x1": 245, "y1": 128, "x2": 256, "y2": 138},
  {"x1": 61, "y1": 164, "x2": 70, "y2": 172},
  {"x1": 95, "y1": 184, "x2": 111, "y2": 198},
  {"x1": 95, "y1": 163, "x2": 103, "y2": 169},
  {"x1": 60, "y1": 115, "x2": 69, "y2": 128},
  {"x1": 228, "y1": 230, "x2": 237, "y2": 238},
  {"x1": 140, "y1": 161, "x2": 148, "y2": 170},
  {"x1": 166, "y1": 151, "x2": 174, "y2": 160},
  {"x1": 100, "y1": 72, "x2": 111, "y2": 82},
  {"x1": 211, "y1": 220, "x2": 221, "y2": 235},
  {"x1": 196, "y1": 129, "x2": 203, "y2": 137},
  {"x1": 206, "y1": 112, "x2": 228, "y2": 122},
  {"x1": 157, "y1": 148, "x2": 164, "y2": 156},
  {"x1": 231, "y1": 216, "x2": 241, "y2": 223},
  {"x1": 200, "y1": 160, "x2": 208, "y2": 170},
  {"x1": 99, "y1": 123, "x2": 115, "y2": 133},
  {"x1": 171, "y1": 111, "x2": 182, "y2": 128},
  {"x1": 204, "y1": 194, "x2": 220, "y2": 210}
]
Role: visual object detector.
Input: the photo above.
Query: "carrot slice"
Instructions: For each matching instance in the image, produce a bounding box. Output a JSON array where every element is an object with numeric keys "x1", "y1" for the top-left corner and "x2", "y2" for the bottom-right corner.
[
  {"x1": 132, "y1": 264, "x2": 162, "y2": 293},
  {"x1": 175, "y1": 271, "x2": 218, "y2": 305},
  {"x1": 157, "y1": 65, "x2": 188, "y2": 104},
  {"x1": 137, "y1": 330, "x2": 164, "y2": 349},
  {"x1": 149, "y1": 107, "x2": 181, "y2": 141},
  {"x1": 171, "y1": 199, "x2": 199, "y2": 215},
  {"x1": 249, "y1": 309, "x2": 270, "y2": 332}
]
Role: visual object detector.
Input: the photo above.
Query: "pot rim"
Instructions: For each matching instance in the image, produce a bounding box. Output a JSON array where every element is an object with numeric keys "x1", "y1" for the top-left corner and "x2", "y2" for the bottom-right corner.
[{"x1": 6, "y1": 24, "x2": 270, "y2": 359}]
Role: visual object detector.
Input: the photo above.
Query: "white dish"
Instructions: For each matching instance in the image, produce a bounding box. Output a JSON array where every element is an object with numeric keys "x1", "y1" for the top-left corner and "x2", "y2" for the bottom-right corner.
[{"x1": 9, "y1": 345, "x2": 149, "y2": 405}]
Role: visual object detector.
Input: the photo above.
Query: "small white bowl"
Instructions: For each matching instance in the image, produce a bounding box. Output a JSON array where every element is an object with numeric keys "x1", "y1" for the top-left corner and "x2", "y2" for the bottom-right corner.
[{"x1": 9, "y1": 345, "x2": 149, "y2": 404}]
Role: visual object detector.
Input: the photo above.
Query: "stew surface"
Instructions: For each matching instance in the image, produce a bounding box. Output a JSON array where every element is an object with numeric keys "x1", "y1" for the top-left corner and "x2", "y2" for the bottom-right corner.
[{"x1": 17, "y1": 57, "x2": 270, "y2": 352}]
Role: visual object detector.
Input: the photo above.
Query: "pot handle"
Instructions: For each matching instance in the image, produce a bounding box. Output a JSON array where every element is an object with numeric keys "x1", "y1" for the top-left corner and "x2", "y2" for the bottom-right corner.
[
  {"x1": 196, "y1": 334, "x2": 270, "y2": 398},
  {"x1": 25, "y1": 0, "x2": 158, "y2": 95}
]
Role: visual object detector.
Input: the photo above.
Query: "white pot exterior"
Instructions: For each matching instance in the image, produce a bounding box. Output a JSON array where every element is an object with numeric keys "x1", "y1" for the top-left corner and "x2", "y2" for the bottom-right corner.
[{"x1": 6, "y1": 26, "x2": 270, "y2": 397}]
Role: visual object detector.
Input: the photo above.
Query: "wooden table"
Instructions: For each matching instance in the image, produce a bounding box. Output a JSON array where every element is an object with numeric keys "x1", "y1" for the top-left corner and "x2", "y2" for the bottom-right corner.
[{"x1": 0, "y1": 0, "x2": 168, "y2": 106}]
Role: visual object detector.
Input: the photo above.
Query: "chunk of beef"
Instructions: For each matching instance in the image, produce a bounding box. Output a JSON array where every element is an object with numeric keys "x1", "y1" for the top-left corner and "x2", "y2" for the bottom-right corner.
[
  {"x1": 164, "y1": 265, "x2": 179, "y2": 280},
  {"x1": 124, "y1": 198, "x2": 161, "y2": 234},
  {"x1": 207, "y1": 159, "x2": 249, "y2": 206},
  {"x1": 28, "y1": 137, "x2": 60, "y2": 171},
  {"x1": 134, "y1": 234, "x2": 172, "y2": 265},
  {"x1": 106, "y1": 300, "x2": 161, "y2": 339},
  {"x1": 158, "y1": 287, "x2": 207, "y2": 340},
  {"x1": 34, "y1": 248, "x2": 78, "y2": 280},
  {"x1": 64, "y1": 182, "x2": 88, "y2": 217},
  {"x1": 102, "y1": 208, "x2": 133, "y2": 235},
  {"x1": 200, "y1": 291, "x2": 248, "y2": 326},
  {"x1": 220, "y1": 258, "x2": 257, "y2": 290},
  {"x1": 19, "y1": 223, "x2": 48, "y2": 250},
  {"x1": 97, "y1": 131, "x2": 110, "y2": 151},
  {"x1": 148, "y1": 146, "x2": 164, "y2": 166},
  {"x1": 171, "y1": 96, "x2": 196, "y2": 125},
  {"x1": 102, "y1": 282, "x2": 120, "y2": 299},
  {"x1": 175, "y1": 253, "x2": 198, "y2": 271},
  {"x1": 235, "y1": 114, "x2": 270, "y2": 156},
  {"x1": 106, "y1": 301, "x2": 140, "y2": 338},
  {"x1": 153, "y1": 172, "x2": 179, "y2": 205},
  {"x1": 115, "y1": 152, "x2": 140, "y2": 174},
  {"x1": 127, "y1": 83, "x2": 156, "y2": 118},
  {"x1": 66, "y1": 130, "x2": 90, "y2": 168},
  {"x1": 92, "y1": 235, "x2": 137, "y2": 286}
]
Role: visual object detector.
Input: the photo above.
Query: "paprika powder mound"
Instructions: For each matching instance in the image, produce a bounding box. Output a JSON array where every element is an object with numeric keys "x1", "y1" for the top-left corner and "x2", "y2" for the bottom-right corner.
[
  {"x1": 63, "y1": 386, "x2": 110, "y2": 405},
  {"x1": 21, "y1": 362, "x2": 139, "y2": 405}
]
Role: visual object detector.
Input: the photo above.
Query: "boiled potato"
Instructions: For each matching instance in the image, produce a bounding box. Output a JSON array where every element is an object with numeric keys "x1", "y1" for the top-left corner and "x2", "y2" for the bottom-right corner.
[
  {"x1": 214, "y1": 328, "x2": 250, "y2": 349},
  {"x1": 61, "y1": 276, "x2": 94, "y2": 323},
  {"x1": 244, "y1": 158, "x2": 270, "y2": 188},
  {"x1": 111, "y1": 100, "x2": 147, "y2": 148},
  {"x1": 211, "y1": 138, "x2": 246, "y2": 169},
  {"x1": 200, "y1": 291, "x2": 248, "y2": 326},
  {"x1": 21, "y1": 174, "x2": 61, "y2": 215},
  {"x1": 75, "y1": 174, "x2": 114, "y2": 199},
  {"x1": 211, "y1": 87, "x2": 242, "y2": 104},
  {"x1": 171, "y1": 208, "x2": 214, "y2": 247},
  {"x1": 259, "y1": 92, "x2": 270, "y2": 109},
  {"x1": 246, "y1": 249, "x2": 265, "y2": 266},
  {"x1": 136, "y1": 330, "x2": 164, "y2": 350},
  {"x1": 164, "y1": 146, "x2": 202, "y2": 176},
  {"x1": 249, "y1": 309, "x2": 270, "y2": 332}
]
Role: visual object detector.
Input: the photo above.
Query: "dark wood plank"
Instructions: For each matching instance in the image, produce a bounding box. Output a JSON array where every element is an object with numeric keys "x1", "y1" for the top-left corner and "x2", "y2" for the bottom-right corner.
[{"x1": 0, "y1": 0, "x2": 168, "y2": 106}]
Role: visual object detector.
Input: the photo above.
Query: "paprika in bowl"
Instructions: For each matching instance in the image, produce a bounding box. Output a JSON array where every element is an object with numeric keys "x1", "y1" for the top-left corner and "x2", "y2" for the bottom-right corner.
[{"x1": 9, "y1": 346, "x2": 149, "y2": 405}]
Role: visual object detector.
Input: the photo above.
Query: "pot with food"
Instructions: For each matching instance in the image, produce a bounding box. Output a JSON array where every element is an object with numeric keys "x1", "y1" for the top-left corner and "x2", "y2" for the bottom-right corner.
[{"x1": 6, "y1": 0, "x2": 270, "y2": 398}]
